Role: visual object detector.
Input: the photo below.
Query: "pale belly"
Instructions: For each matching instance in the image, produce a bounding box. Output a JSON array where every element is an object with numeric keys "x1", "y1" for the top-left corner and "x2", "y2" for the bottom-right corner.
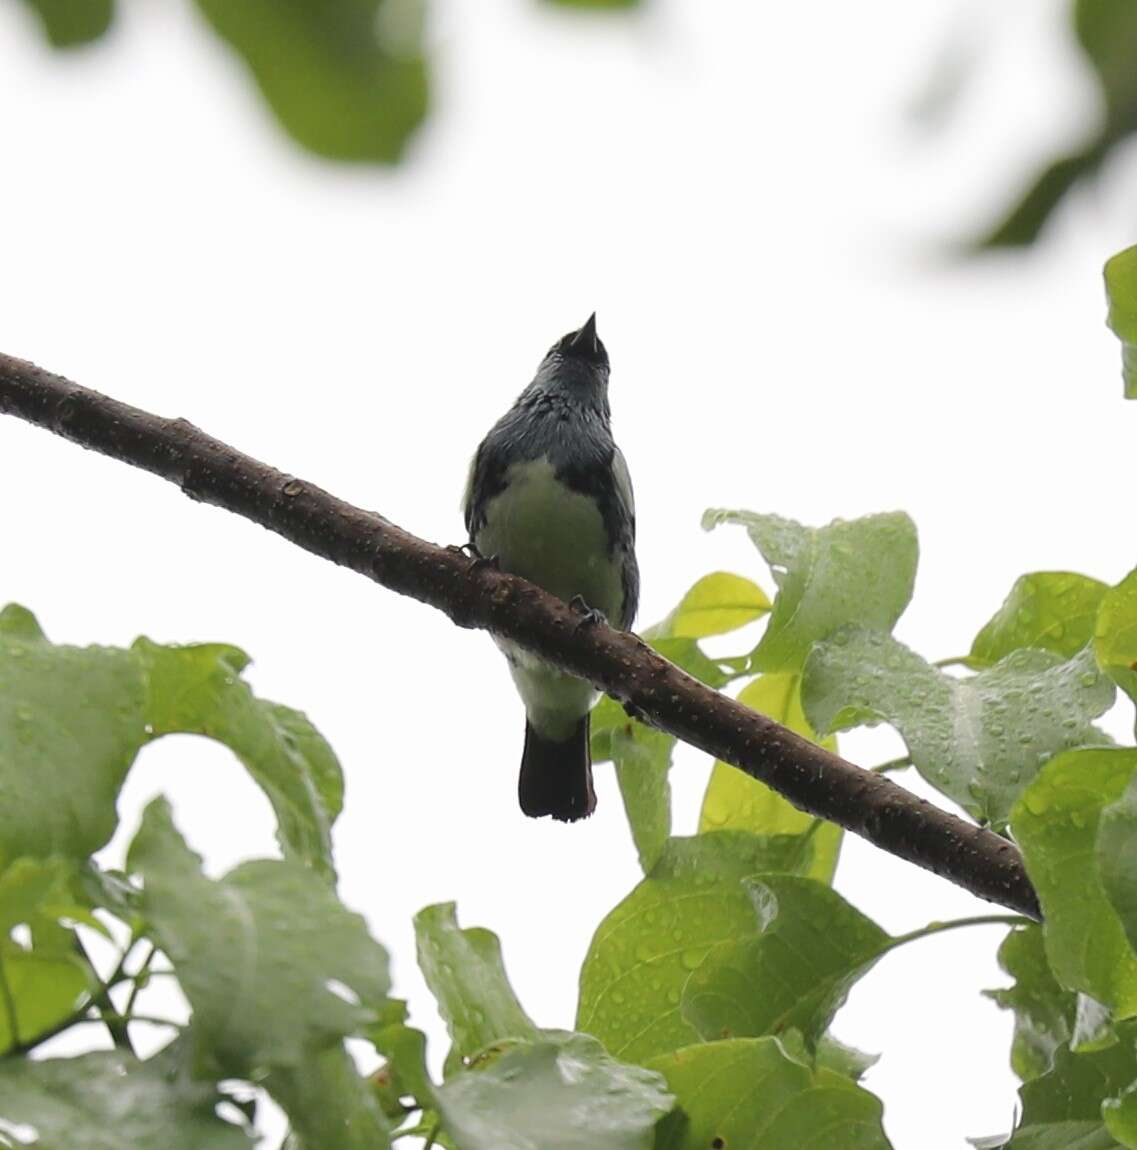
[
  {"x1": 475, "y1": 457, "x2": 623, "y2": 622},
  {"x1": 475, "y1": 457, "x2": 623, "y2": 739}
]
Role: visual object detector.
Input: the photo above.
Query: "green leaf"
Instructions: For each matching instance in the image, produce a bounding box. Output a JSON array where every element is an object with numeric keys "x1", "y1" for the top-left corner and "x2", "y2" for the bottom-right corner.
[
  {"x1": 804, "y1": 629, "x2": 1114, "y2": 828},
  {"x1": 268, "y1": 1044, "x2": 391, "y2": 1150},
  {"x1": 190, "y1": 0, "x2": 428, "y2": 163},
  {"x1": 699, "y1": 674, "x2": 842, "y2": 883},
  {"x1": 647, "y1": 1037, "x2": 892, "y2": 1150},
  {"x1": 1097, "y1": 770, "x2": 1137, "y2": 962},
  {"x1": 592, "y1": 632, "x2": 734, "y2": 875},
  {"x1": 19, "y1": 0, "x2": 114, "y2": 47},
  {"x1": 1106, "y1": 1082, "x2": 1137, "y2": 1148},
  {"x1": 970, "y1": 573, "x2": 1109, "y2": 667},
  {"x1": 1095, "y1": 569, "x2": 1137, "y2": 715},
  {"x1": 414, "y1": 903, "x2": 537, "y2": 1060},
  {"x1": 701, "y1": 509, "x2": 917, "y2": 673},
  {"x1": 0, "y1": 607, "x2": 148, "y2": 862},
  {"x1": 0, "y1": 608, "x2": 341, "y2": 877},
  {"x1": 0, "y1": 1050, "x2": 251, "y2": 1149},
  {"x1": 0, "y1": 859, "x2": 91, "y2": 1054},
  {"x1": 1007, "y1": 1024, "x2": 1137, "y2": 1148},
  {"x1": 652, "y1": 572, "x2": 771, "y2": 640},
  {"x1": 434, "y1": 1033, "x2": 673, "y2": 1150},
  {"x1": 368, "y1": 999, "x2": 436, "y2": 1113},
  {"x1": 985, "y1": 925, "x2": 1076, "y2": 1081},
  {"x1": 544, "y1": 0, "x2": 640, "y2": 9},
  {"x1": 136, "y1": 638, "x2": 343, "y2": 879},
  {"x1": 1106, "y1": 246, "x2": 1137, "y2": 399},
  {"x1": 576, "y1": 832, "x2": 820, "y2": 1064},
  {"x1": 681, "y1": 875, "x2": 890, "y2": 1048},
  {"x1": 814, "y1": 1033, "x2": 881, "y2": 1081},
  {"x1": 1013, "y1": 748, "x2": 1137, "y2": 1017},
  {"x1": 127, "y1": 798, "x2": 391, "y2": 1076}
]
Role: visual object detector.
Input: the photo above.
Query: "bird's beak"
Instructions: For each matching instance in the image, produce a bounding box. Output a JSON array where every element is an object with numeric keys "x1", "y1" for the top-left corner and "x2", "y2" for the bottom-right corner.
[{"x1": 569, "y1": 312, "x2": 599, "y2": 355}]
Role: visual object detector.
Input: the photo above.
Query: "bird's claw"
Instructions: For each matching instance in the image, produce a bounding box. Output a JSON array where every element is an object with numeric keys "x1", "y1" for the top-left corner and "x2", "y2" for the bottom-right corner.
[
  {"x1": 569, "y1": 595, "x2": 607, "y2": 629},
  {"x1": 448, "y1": 542, "x2": 500, "y2": 572}
]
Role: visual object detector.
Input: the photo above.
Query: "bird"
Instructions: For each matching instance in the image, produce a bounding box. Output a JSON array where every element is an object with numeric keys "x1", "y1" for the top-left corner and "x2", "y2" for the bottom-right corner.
[{"x1": 462, "y1": 313, "x2": 639, "y2": 822}]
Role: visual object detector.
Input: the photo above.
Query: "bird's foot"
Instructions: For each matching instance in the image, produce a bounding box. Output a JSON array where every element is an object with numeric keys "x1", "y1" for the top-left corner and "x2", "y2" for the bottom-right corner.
[
  {"x1": 569, "y1": 595, "x2": 607, "y2": 629},
  {"x1": 448, "y1": 541, "x2": 500, "y2": 572}
]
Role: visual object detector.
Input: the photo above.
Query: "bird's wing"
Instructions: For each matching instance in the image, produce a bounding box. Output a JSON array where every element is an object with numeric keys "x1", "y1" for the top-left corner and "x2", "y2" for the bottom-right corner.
[{"x1": 612, "y1": 445, "x2": 636, "y2": 541}]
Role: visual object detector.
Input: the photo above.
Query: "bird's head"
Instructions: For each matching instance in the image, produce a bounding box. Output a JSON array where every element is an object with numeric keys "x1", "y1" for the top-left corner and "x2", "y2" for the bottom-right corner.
[{"x1": 534, "y1": 313, "x2": 610, "y2": 405}]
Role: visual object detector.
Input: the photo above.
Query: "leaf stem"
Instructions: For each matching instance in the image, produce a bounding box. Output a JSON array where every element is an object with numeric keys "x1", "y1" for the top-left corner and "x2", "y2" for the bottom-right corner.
[
  {"x1": 934, "y1": 656, "x2": 972, "y2": 670},
  {"x1": 75, "y1": 936, "x2": 135, "y2": 1056},
  {"x1": 869, "y1": 756, "x2": 912, "y2": 774},
  {"x1": 0, "y1": 960, "x2": 20, "y2": 1047},
  {"x1": 123, "y1": 943, "x2": 157, "y2": 1019},
  {"x1": 423, "y1": 1121, "x2": 441, "y2": 1150},
  {"x1": 889, "y1": 914, "x2": 1030, "y2": 951}
]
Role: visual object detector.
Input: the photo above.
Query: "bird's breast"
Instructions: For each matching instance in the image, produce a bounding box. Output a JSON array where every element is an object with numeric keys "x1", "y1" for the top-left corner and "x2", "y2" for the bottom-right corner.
[{"x1": 475, "y1": 456, "x2": 622, "y2": 619}]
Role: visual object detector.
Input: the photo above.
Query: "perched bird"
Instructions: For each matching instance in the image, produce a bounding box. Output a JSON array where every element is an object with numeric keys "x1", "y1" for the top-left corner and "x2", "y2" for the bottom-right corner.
[{"x1": 463, "y1": 314, "x2": 639, "y2": 821}]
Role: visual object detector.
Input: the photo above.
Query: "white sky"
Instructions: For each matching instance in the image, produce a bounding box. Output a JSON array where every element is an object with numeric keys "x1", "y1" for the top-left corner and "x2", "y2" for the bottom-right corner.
[{"x1": 2, "y1": 0, "x2": 1136, "y2": 1146}]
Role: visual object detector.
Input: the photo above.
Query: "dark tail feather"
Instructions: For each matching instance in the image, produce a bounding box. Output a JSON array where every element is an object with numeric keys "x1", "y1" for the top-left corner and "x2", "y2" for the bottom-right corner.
[{"x1": 518, "y1": 716, "x2": 596, "y2": 822}]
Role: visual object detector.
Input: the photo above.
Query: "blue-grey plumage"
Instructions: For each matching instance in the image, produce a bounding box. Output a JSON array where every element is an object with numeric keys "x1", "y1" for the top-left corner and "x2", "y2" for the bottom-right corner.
[{"x1": 463, "y1": 314, "x2": 639, "y2": 821}]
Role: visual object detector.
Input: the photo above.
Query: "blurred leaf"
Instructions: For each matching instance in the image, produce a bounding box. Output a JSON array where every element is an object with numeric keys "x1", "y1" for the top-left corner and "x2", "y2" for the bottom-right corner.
[
  {"x1": 976, "y1": 0, "x2": 1137, "y2": 249},
  {"x1": 414, "y1": 903, "x2": 537, "y2": 1060},
  {"x1": 434, "y1": 1033, "x2": 672, "y2": 1150},
  {"x1": 1096, "y1": 568, "x2": 1137, "y2": 714},
  {"x1": 136, "y1": 638, "x2": 343, "y2": 879},
  {"x1": 20, "y1": 0, "x2": 114, "y2": 47},
  {"x1": 648, "y1": 1037, "x2": 891, "y2": 1150},
  {"x1": 1105, "y1": 1083, "x2": 1137, "y2": 1148},
  {"x1": 804, "y1": 629, "x2": 1113, "y2": 828},
  {"x1": 128, "y1": 798, "x2": 391, "y2": 1077},
  {"x1": 681, "y1": 875, "x2": 889, "y2": 1048},
  {"x1": 699, "y1": 674, "x2": 842, "y2": 883},
  {"x1": 975, "y1": 146, "x2": 1107, "y2": 250},
  {"x1": 1006, "y1": 1023, "x2": 1137, "y2": 1148},
  {"x1": 0, "y1": 604, "x2": 148, "y2": 863},
  {"x1": 970, "y1": 573, "x2": 1108, "y2": 667},
  {"x1": 0, "y1": 858, "x2": 91, "y2": 1054},
  {"x1": 701, "y1": 510, "x2": 917, "y2": 673},
  {"x1": 368, "y1": 999, "x2": 436, "y2": 1112},
  {"x1": 544, "y1": 0, "x2": 640, "y2": 8},
  {"x1": 1105, "y1": 246, "x2": 1137, "y2": 399},
  {"x1": 0, "y1": 607, "x2": 341, "y2": 877},
  {"x1": 815, "y1": 1033, "x2": 880, "y2": 1081},
  {"x1": 1098, "y1": 770, "x2": 1137, "y2": 962},
  {"x1": 1013, "y1": 748, "x2": 1137, "y2": 1017},
  {"x1": 576, "y1": 832, "x2": 819, "y2": 1064},
  {"x1": 269, "y1": 1044, "x2": 391, "y2": 1150},
  {"x1": 651, "y1": 572, "x2": 770, "y2": 640},
  {"x1": 985, "y1": 925, "x2": 1077, "y2": 1081},
  {"x1": 0, "y1": 1050, "x2": 251, "y2": 1149},
  {"x1": 191, "y1": 0, "x2": 428, "y2": 162}
]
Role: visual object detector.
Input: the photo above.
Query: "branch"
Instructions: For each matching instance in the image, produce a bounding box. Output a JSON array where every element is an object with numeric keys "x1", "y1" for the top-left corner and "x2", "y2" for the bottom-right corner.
[{"x1": 0, "y1": 352, "x2": 1041, "y2": 920}]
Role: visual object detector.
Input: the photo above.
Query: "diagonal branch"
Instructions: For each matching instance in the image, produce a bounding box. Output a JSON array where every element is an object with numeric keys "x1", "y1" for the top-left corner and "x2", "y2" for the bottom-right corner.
[{"x1": 0, "y1": 351, "x2": 1041, "y2": 919}]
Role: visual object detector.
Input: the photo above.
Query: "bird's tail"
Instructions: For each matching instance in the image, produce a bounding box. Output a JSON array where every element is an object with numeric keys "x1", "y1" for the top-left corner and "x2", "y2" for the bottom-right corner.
[{"x1": 518, "y1": 715, "x2": 595, "y2": 822}]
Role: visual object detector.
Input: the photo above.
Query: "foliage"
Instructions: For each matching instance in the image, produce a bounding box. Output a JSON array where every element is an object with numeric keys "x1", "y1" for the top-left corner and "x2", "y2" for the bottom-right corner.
[
  {"x1": 16, "y1": 0, "x2": 638, "y2": 164},
  {"x1": 5, "y1": 250, "x2": 1137, "y2": 1140},
  {"x1": 1106, "y1": 246, "x2": 1137, "y2": 400},
  {"x1": 976, "y1": 1, "x2": 1137, "y2": 247}
]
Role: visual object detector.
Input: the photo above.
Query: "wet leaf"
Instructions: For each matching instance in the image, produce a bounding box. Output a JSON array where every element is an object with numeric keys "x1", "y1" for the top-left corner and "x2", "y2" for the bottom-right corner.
[
  {"x1": 1013, "y1": 748, "x2": 1137, "y2": 1017},
  {"x1": 701, "y1": 509, "x2": 917, "y2": 673},
  {"x1": 681, "y1": 875, "x2": 890, "y2": 1049},
  {"x1": 1095, "y1": 568, "x2": 1137, "y2": 718},
  {"x1": 648, "y1": 1037, "x2": 892, "y2": 1149},
  {"x1": 127, "y1": 798, "x2": 391, "y2": 1076},
  {"x1": 970, "y1": 573, "x2": 1108, "y2": 667},
  {"x1": 434, "y1": 1033, "x2": 672, "y2": 1150},
  {"x1": 414, "y1": 903, "x2": 537, "y2": 1060},
  {"x1": 804, "y1": 629, "x2": 1114, "y2": 828},
  {"x1": 0, "y1": 1050, "x2": 251, "y2": 1149},
  {"x1": 576, "y1": 832, "x2": 820, "y2": 1063},
  {"x1": 985, "y1": 924, "x2": 1077, "y2": 1081}
]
